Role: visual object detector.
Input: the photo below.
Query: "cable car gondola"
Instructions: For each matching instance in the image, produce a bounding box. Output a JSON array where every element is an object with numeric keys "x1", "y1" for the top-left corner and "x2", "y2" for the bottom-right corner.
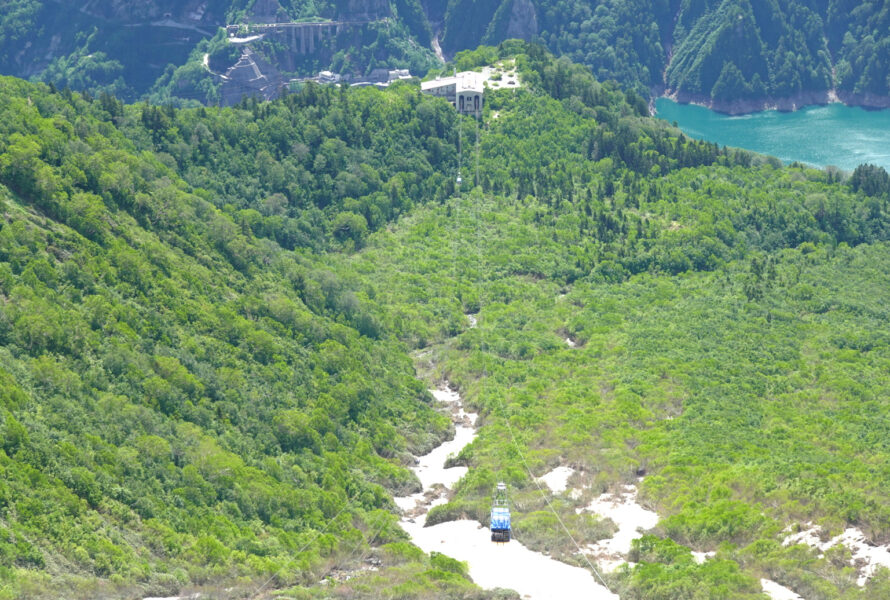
[{"x1": 490, "y1": 482, "x2": 511, "y2": 543}]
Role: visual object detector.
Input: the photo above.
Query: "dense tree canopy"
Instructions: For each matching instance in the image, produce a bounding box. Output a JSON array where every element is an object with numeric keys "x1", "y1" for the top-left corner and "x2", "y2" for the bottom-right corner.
[
  {"x1": 2, "y1": 42, "x2": 890, "y2": 599},
  {"x1": 441, "y1": 0, "x2": 890, "y2": 103}
]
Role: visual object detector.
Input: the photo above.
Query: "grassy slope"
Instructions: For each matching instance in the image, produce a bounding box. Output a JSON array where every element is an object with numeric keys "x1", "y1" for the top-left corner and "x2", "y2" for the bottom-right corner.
[{"x1": 327, "y1": 182, "x2": 890, "y2": 598}]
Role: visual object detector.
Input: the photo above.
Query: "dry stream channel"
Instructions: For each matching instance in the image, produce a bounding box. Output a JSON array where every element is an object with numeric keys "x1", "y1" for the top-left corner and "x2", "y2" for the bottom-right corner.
[
  {"x1": 394, "y1": 387, "x2": 622, "y2": 600},
  {"x1": 393, "y1": 386, "x2": 845, "y2": 600},
  {"x1": 144, "y1": 386, "x2": 889, "y2": 600}
]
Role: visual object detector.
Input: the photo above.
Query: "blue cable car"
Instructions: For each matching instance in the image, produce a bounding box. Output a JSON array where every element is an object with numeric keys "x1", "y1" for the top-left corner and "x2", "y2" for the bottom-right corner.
[{"x1": 490, "y1": 482, "x2": 511, "y2": 542}]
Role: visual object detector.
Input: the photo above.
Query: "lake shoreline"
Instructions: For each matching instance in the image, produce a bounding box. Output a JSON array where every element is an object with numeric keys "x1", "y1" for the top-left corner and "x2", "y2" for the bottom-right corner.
[
  {"x1": 653, "y1": 97, "x2": 890, "y2": 172},
  {"x1": 650, "y1": 87, "x2": 890, "y2": 116}
]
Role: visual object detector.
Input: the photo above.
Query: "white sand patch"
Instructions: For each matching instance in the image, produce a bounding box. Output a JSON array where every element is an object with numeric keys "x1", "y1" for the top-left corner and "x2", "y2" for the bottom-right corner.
[
  {"x1": 580, "y1": 484, "x2": 659, "y2": 561},
  {"x1": 760, "y1": 578, "x2": 804, "y2": 600},
  {"x1": 394, "y1": 386, "x2": 617, "y2": 600},
  {"x1": 782, "y1": 523, "x2": 822, "y2": 549},
  {"x1": 691, "y1": 551, "x2": 715, "y2": 564},
  {"x1": 402, "y1": 519, "x2": 617, "y2": 600},
  {"x1": 782, "y1": 524, "x2": 890, "y2": 585},
  {"x1": 828, "y1": 528, "x2": 890, "y2": 585},
  {"x1": 539, "y1": 466, "x2": 575, "y2": 494},
  {"x1": 396, "y1": 388, "x2": 475, "y2": 519},
  {"x1": 411, "y1": 423, "x2": 473, "y2": 490},
  {"x1": 593, "y1": 557, "x2": 627, "y2": 573},
  {"x1": 429, "y1": 495, "x2": 450, "y2": 509},
  {"x1": 411, "y1": 389, "x2": 476, "y2": 491},
  {"x1": 394, "y1": 494, "x2": 421, "y2": 512}
]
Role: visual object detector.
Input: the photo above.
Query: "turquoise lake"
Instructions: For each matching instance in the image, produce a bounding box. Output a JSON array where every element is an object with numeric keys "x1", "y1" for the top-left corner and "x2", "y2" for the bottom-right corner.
[{"x1": 654, "y1": 98, "x2": 890, "y2": 172}]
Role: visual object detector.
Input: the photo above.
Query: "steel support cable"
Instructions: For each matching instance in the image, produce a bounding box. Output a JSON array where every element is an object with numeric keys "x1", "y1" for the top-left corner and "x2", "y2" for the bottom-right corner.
[
  {"x1": 473, "y1": 115, "x2": 477, "y2": 188},
  {"x1": 324, "y1": 154, "x2": 471, "y2": 589},
  {"x1": 470, "y1": 138, "x2": 614, "y2": 595},
  {"x1": 250, "y1": 495, "x2": 406, "y2": 598},
  {"x1": 495, "y1": 391, "x2": 614, "y2": 593},
  {"x1": 345, "y1": 508, "x2": 399, "y2": 575},
  {"x1": 457, "y1": 112, "x2": 463, "y2": 195},
  {"x1": 302, "y1": 504, "x2": 399, "y2": 595},
  {"x1": 249, "y1": 495, "x2": 355, "y2": 598}
]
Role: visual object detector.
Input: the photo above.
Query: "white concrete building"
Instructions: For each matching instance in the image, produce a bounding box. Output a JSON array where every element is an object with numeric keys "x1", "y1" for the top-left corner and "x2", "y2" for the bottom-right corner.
[
  {"x1": 421, "y1": 71, "x2": 485, "y2": 115},
  {"x1": 318, "y1": 70, "x2": 341, "y2": 83},
  {"x1": 388, "y1": 69, "x2": 412, "y2": 82}
]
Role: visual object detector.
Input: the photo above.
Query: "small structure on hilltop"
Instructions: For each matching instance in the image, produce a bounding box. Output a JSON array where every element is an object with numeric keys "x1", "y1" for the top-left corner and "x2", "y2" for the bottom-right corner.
[
  {"x1": 388, "y1": 69, "x2": 412, "y2": 82},
  {"x1": 421, "y1": 71, "x2": 485, "y2": 115},
  {"x1": 318, "y1": 70, "x2": 341, "y2": 83}
]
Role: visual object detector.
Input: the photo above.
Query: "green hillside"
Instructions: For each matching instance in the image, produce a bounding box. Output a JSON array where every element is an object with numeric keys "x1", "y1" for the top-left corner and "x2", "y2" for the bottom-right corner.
[
  {"x1": 441, "y1": 0, "x2": 890, "y2": 105},
  {"x1": 0, "y1": 73, "x2": 461, "y2": 599},
  {"x1": 2, "y1": 41, "x2": 890, "y2": 599}
]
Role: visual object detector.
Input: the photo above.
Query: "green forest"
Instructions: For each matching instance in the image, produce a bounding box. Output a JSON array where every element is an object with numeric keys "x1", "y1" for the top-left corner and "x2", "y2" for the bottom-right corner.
[
  {"x1": 441, "y1": 0, "x2": 890, "y2": 104},
  {"x1": 2, "y1": 40, "x2": 890, "y2": 599}
]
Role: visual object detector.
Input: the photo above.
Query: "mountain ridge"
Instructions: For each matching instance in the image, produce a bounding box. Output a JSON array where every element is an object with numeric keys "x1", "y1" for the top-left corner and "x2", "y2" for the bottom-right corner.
[{"x1": 4, "y1": 0, "x2": 890, "y2": 111}]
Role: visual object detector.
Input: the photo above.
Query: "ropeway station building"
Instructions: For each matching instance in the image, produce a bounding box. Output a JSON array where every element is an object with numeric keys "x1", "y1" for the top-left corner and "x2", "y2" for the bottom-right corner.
[{"x1": 421, "y1": 72, "x2": 485, "y2": 115}]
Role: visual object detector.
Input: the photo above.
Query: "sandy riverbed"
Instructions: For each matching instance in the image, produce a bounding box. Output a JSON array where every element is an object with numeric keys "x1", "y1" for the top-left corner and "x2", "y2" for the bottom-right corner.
[{"x1": 395, "y1": 387, "x2": 617, "y2": 600}]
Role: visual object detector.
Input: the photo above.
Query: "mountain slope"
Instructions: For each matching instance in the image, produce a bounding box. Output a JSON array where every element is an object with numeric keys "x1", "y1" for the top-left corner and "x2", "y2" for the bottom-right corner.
[
  {"x1": 4, "y1": 0, "x2": 890, "y2": 109},
  {"x1": 321, "y1": 45, "x2": 890, "y2": 593},
  {"x1": 440, "y1": 0, "x2": 890, "y2": 108},
  {"x1": 2, "y1": 41, "x2": 890, "y2": 599},
  {"x1": 0, "y1": 0, "x2": 438, "y2": 103},
  {"x1": 0, "y1": 74, "x2": 463, "y2": 599}
]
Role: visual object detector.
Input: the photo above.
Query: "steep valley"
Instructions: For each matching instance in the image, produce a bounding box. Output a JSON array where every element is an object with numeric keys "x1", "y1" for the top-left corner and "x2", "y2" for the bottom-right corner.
[{"x1": 2, "y1": 42, "x2": 890, "y2": 600}]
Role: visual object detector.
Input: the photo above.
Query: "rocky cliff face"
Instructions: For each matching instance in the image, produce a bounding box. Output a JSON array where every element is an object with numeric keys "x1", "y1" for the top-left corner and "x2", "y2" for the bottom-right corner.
[
  {"x1": 61, "y1": 0, "x2": 226, "y2": 26},
  {"x1": 246, "y1": 0, "x2": 287, "y2": 23},
  {"x1": 502, "y1": 0, "x2": 537, "y2": 41},
  {"x1": 5, "y1": 0, "x2": 890, "y2": 111},
  {"x1": 4, "y1": 0, "x2": 386, "y2": 101},
  {"x1": 421, "y1": 0, "x2": 446, "y2": 25}
]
